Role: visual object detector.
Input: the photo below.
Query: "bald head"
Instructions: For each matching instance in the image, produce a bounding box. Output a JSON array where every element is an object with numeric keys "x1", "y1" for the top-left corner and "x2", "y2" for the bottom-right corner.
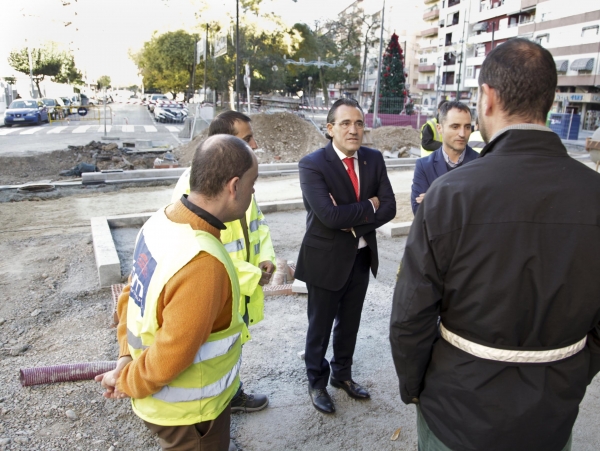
[{"x1": 189, "y1": 135, "x2": 255, "y2": 198}]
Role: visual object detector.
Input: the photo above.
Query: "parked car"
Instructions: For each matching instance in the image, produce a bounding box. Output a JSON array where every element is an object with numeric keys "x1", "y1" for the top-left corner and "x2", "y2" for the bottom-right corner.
[
  {"x1": 3, "y1": 99, "x2": 49, "y2": 126},
  {"x1": 41, "y1": 98, "x2": 67, "y2": 120},
  {"x1": 147, "y1": 94, "x2": 170, "y2": 112},
  {"x1": 60, "y1": 97, "x2": 76, "y2": 115},
  {"x1": 71, "y1": 93, "x2": 96, "y2": 107},
  {"x1": 154, "y1": 104, "x2": 188, "y2": 123}
]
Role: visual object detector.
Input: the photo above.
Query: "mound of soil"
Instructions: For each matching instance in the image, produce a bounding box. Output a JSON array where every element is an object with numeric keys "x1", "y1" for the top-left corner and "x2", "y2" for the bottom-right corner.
[
  {"x1": 371, "y1": 126, "x2": 420, "y2": 155},
  {"x1": 174, "y1": 112, "x2": 328, "y2": 166}
]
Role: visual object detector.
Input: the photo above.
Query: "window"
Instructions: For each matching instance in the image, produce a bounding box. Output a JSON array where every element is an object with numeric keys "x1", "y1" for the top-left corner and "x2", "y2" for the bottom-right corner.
[
  {"x1": 445, "y1": 33, "x2": 453, "y2": 46},
  {"x1": 420, "y1": 57, "x2": 428, "y2": 63},
  {"x1": 466, "y1": 66, "x2": 475, "y2": 79},
  {"x1": 582, "y1": 25, "x2": 599, "y2": 38},
  {"x1": 476, "y1": 44, "x2": 486, "y2": 57},
  {"x1": 535, "y1": 33, "x2": 549, "y2": 44},
  {"x1": 442, "y1": 71, "x2": 455, "y2": 85}
]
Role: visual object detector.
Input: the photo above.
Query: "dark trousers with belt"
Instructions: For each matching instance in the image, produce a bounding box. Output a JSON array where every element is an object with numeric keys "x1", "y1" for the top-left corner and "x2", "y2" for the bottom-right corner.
[{"x1": 305, "y1": 247, "x2": 371, "y2": 389}]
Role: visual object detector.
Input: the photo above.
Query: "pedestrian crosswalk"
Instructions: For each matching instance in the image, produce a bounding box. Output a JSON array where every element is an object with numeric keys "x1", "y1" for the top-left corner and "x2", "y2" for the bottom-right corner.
[{"x1": 0, "y1": 124, "x2": 183, "y2": 136}]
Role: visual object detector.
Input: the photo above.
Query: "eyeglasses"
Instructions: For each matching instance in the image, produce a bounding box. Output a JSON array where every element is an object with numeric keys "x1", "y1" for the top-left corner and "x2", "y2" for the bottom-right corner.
[{"x1": 331, "y1": 120, "x2": 365, "y2": 130}]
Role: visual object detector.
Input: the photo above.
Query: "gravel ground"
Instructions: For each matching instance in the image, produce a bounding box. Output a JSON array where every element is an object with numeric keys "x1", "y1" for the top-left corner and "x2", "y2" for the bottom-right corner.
[{"x1": 0, "y1": 184, "x2": 598, "y2": 451}]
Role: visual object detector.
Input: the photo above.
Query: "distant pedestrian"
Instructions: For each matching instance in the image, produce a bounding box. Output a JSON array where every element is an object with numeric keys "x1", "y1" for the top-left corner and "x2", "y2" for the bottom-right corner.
[
  {"x1": 420, "y1": 99, "x2": 447, "y2": 157},
  {"x1": 391, "y1": 37, "x2": 600, "y2": 451}
]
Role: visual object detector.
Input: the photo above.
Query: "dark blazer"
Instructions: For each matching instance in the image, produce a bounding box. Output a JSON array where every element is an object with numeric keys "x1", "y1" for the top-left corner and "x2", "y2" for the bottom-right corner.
[
  {"x1": 411, "y1": 145, "x2": 479, "y2": 214},
  {"x1": 295, "y1": 142, "x2": 396, "y2": 291}
]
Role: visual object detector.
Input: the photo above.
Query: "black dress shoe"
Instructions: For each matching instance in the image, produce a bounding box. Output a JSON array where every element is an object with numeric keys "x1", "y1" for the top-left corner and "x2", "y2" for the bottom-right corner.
[
  {"x1": 308, "y1": 386, "x2": 335, "y2": 414},
  {"x1": 330, "y1": 377, "x2": 370, "y2": 399}
]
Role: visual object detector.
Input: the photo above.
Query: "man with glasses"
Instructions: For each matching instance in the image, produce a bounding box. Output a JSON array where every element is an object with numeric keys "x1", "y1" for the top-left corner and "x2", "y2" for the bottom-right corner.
[{"x1": 295, "y1": 98, "x2": 396, "y2": 414}]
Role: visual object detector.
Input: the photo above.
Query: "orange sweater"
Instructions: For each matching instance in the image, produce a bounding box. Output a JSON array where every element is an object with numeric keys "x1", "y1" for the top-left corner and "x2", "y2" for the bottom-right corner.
[{"x1": 116, "y1": 200, "x2": 233, "y2": 399}]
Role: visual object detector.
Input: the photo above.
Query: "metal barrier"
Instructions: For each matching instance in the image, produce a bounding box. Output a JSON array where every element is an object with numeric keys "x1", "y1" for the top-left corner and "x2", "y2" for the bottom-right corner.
[{"x1": 48, "y1": 105, "x2": 113, "y2": 124}]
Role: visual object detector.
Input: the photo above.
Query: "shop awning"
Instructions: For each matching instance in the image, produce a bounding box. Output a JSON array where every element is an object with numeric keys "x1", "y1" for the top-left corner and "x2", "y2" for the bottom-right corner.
[
  {"x1": 570, "y1": 58, "x2": 595, "y2": 71},
  {"x1": 472, "y1": 22, "x2": 488, "y2": 32},
  {"x1": 555, "y1": 60, "x2": 568, "y2": 72}
]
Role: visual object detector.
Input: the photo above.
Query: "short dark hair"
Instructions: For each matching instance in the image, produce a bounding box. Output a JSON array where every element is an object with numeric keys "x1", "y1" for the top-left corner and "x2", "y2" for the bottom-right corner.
[
  {"x1": 189, "y1": 135, "x2": 254, "y2": 198},
  {"x1": 478, "y1": 38, "x2": 556, "y2": 123},
  {"x1": 439, "y1": 101, "x2": 471, "y2": 124},
  {"x1": 437, "y1": 99, "x2": 448, "y2": 110},
  {"x1": 208, "y1": 110, "x2": 251, "y2": 137},
  {"x1": 325, "y1": 98, "x2": 364, "y2": 140}
]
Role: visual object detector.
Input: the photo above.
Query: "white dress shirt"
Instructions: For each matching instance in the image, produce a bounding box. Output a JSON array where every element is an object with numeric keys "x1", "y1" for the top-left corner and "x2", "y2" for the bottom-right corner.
[{"x1": 332, "y1": 143, "x2": 369, "y2": 249}]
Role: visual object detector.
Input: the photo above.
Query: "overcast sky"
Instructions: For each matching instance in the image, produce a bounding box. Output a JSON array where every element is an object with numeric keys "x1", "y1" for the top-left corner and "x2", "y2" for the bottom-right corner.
[{"x1": 0, "y1": 0, "x2": 348, "y2": 86}]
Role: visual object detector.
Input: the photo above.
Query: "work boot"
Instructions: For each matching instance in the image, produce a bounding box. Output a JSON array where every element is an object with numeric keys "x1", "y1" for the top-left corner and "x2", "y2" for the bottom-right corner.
[{"x1": 230, "y1": 389, "x2": 269, "y2": 412}]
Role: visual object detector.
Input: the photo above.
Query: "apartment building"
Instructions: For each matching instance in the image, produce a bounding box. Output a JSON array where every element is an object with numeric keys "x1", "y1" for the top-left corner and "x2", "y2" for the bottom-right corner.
[{"x1": 417, "y1": 0, "x2": 600, "y2": 129}]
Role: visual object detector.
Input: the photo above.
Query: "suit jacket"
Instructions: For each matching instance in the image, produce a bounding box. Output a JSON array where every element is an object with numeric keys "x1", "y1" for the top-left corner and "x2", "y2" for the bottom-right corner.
[
  {"x1": 411, "y1": 145, "x2": 479, "y2": 214},
  {"x1": 295, "y1": 142, "x2": 396, "y2": 291}
]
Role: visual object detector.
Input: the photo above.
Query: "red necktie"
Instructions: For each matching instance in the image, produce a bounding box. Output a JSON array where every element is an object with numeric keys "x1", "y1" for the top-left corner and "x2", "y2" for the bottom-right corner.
[{"x1": 343, "y1": 157, "x2": 360, "y2": 200}]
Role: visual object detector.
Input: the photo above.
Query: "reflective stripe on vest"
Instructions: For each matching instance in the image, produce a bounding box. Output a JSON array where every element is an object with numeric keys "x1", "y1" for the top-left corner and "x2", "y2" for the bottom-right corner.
[
  {"x1": 440, "y1": 322, "x2": 587, "y2": 363},
  {"x1": 127, "y1": 328, "x2": 148, "y2": 351},
  {"x1": 153, "y1": 358, "x2": 241, "y2": 403},
  {"x1": 249, "y1": 218, "x2": 268, "y2": 233},
  {"x1": 254, "y1": 243, "x2": 260, "y2": 255},
  {"x1": 224, "y1": 239, "x2": 245, "y2": 253},
  {"x1": 193, "y1": 332, "x2": 240, "y2": 364}
]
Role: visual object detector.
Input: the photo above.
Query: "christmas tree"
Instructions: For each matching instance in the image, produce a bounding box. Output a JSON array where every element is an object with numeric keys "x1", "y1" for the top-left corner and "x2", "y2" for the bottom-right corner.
[{"x1": 370, "y1": 33, "x2": 408, "y2": 114}]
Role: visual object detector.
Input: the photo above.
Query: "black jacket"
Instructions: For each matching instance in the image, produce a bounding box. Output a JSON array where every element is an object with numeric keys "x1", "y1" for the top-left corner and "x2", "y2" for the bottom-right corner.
[
  {"x1": 390, "y1": 128, "x2": 600, "y2": 451},
  {"x1": 295, "y1": 142, "x2": 396, "y2": 291}
]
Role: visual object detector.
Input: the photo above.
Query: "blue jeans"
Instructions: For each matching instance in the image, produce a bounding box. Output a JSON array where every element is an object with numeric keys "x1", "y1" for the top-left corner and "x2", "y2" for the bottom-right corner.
[{"x1": 417, "y1": 405, "x2": 572, "y2": 451}]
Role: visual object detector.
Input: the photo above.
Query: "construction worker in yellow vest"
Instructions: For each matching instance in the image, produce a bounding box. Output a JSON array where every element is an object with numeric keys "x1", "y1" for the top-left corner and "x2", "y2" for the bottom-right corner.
[
  {"x1": 96, "y1": 135, "x2": 258, "y2": 451},
  {"x1": 420, "y1": 100, "x2": 447, "y2": 157},
  {"x1": 171, "y1": 110, "x2": 276, "y2": 414},
  {"x1": 468, "y1": 118, "x2": 485, "y2": 153}
]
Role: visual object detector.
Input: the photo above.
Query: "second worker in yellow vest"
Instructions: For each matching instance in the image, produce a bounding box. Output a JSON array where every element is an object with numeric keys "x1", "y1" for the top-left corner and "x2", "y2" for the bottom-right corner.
[
  {"x1": 420, "y1": 100, "x2": 447, "y2": 157},
  {"x1": 171, "y1": 110, "x2": 276, "y2": 413}
]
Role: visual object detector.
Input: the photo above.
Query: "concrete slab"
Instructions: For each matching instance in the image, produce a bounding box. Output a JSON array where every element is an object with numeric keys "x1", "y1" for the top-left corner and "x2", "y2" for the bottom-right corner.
[
  {"x1": 90, "y1": 217, "x2": 122, "y2": 287},
  {"x1": 291, "y1": 279, "x2": 308, "y2": 294},
  {"x1": 378, "y1": 221, "x2": 412, "y2": 237},
  {"x1": 263, "y1": 284, "x2": 293, "y2": 296}
]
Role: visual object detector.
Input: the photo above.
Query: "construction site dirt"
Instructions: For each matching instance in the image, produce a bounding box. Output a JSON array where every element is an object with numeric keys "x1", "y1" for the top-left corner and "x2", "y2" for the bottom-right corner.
[{"x1": 0, "y1": 173, "x2": 599, "y2": 451}]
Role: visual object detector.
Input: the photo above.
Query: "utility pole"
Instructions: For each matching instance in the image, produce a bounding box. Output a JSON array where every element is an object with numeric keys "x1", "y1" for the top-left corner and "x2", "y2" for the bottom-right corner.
[
  {"x1": 190, "y1": 38, "x2": 197, "y2": 102},
  {"x1": 235, "y1": 0, "x2": 240, "y2": 111},
  {"x1": 26, "y1": 41, "x2": 35, "y2": 98},
  {"x1": 204, "y1": 24, "x2": 208, "y2": 103},
  {"x1": 372, "y1": 0, "x2": 385, "y2": 128}
]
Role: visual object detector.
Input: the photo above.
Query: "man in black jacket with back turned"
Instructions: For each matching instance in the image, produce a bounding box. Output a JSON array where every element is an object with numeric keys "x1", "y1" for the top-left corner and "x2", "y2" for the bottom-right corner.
[{"x1": 390, "y1": 38, "x2": 600, "y2": 451}]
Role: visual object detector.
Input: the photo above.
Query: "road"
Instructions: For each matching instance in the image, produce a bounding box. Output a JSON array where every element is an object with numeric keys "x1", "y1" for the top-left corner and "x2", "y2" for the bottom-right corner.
[{"x1": 0, "y1": 104, "x2": 184, "y2": 156}]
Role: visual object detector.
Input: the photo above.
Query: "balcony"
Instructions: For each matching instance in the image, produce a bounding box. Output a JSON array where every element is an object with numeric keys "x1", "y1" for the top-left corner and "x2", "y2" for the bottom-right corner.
[
  {"x1": 467, "y1": 25, "x2": 518, "y2": 45},
  {"x1": 464, "y1": 78, "x2": 479, "y2": 88},
  {"x1": 424, "y1": 0, "x2": 437, "y2": 4},
  {"x1": 423, "y1": 9, "x2": 439, "y2": 21},
  {"x1": 472, "y1": 0, "x2": 521, "y2": 23},
  {"x1": 418, "y1": 64, "x2": 436, "y2": 72},
  {"x1": 465, "y1": 56, "x2": 486, "y2": 67},
  {"x1": 417, "y1": 83, "x2": 435, "y2": 90},
  {"x1": 421, "y1": 27, "x2": 439, "y2": 37}
]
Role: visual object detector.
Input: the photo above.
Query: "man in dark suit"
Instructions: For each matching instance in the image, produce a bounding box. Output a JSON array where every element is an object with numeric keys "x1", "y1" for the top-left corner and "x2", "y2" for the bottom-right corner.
[
  {"x1": 411, "y1": 101, "x2": 479, "y2": 215},
  {"x1": 295, "y1": 98, "x2": 396, "y2": 414}
]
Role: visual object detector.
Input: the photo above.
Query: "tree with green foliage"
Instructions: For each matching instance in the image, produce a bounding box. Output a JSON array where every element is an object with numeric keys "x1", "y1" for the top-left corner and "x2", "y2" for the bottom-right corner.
[
  {"x1": 97, "y1": 75, "x2": 111, "y2": 89},
  {"x1": 8, "y1": 46, "x2": 63, "y2": 96},
  {"x1": 131, "y1": 30, "x2": 198, "y2": 99},
  {"x1": 370, "y1": 33, "x2": 407, "y2": 114},
  {"x1": 288, "y1": 23, "x2": 360, "y2": 106},
  {"x1": 53, "y1": 53, "x2": 83, "y2": 85}
]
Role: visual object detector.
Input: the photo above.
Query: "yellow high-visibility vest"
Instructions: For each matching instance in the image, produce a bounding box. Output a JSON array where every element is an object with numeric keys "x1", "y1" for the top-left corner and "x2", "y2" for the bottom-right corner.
[
  {"x1": 468, "y1": 130, "x2": 485, "y2": 153},
  {"x1": 126, "y1": 207, "x2": 243, "y2": 425},
  {"x1": 420, "y1": 118, "x2": 442, "y2": 157},
  {"x1": 172, "y1": 169, "x2": 276, "y2": 342}
]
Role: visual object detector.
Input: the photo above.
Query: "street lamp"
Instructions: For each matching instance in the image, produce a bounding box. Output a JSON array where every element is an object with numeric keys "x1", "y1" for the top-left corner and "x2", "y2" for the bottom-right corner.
[
  {"x1": 435, "y1": 58, "x2": 442, "y2": 113},
  {"x1": 307, "y1": 76, "x2": 313, "y2": 115}
]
